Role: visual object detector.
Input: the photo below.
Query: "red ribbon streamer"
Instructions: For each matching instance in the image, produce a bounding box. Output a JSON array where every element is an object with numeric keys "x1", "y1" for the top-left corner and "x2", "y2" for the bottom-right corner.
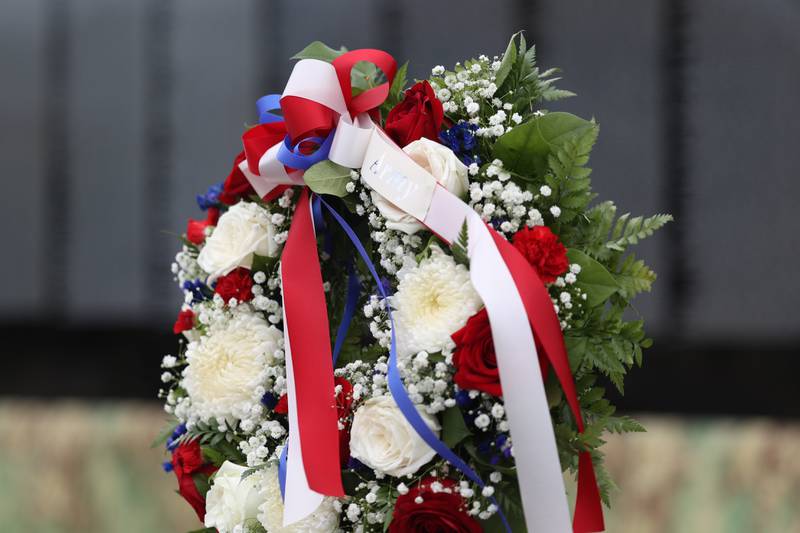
[
  {"x1": 280, "y1": 188, "x2": 345, "y2": 497},
  {"x1": 492, "y1": 231, "x2": 604, "y2": 533}
]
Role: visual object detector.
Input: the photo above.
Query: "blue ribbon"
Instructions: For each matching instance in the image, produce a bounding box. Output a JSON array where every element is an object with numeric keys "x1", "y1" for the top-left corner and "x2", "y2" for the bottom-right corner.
[
  {"x1": 318, "y1": 197, "x2": 511, "y2": 532},
  {"x1": 276, "y1": 131, "x2": 335, "y2": 171},
  {"x1": 256, "y1": 94, "x2": 283, "y2": 124}
]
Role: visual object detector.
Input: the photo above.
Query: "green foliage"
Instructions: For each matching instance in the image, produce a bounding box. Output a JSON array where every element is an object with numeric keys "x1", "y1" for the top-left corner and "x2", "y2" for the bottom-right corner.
[
  {"x1": 479, "y1": 478, "x2": 528, "y2": 532},
  {"x1": 380, "y1": 61, "x2": 408, "y2": 116},
  {"x1": 493, "y1": 112, "x2": 597, "y2": 181},
  {"x1": 151, "y1": 418, "x2": 179, "y2": 448},
  {"x1": 614, "y1": 254, "x2": 658, "y2": 299},
  {"x1": 495, "y1": 32, "x2": 575, "y2": 115},
  {"x1": 568, "y1": 202, "x2": 672, "y2": 264},
  {"x1": 303, "y1": 160, "x2": 353, "y2": 197},
  {"x1": 450, "y1": 219, "x2": 470, "y2": 266},
  {"x1": 291, "y1": 41, "x2": 345, "y2": 62},
  {"x1": 441, "y1": 406, "x2": 471, "y2": 448},
  {"x1": 606, "y1": 213, "x2": 673, "y2": 252},
  {"x1": 566, "y1": 249, "x2": 620, "y2": 307}
]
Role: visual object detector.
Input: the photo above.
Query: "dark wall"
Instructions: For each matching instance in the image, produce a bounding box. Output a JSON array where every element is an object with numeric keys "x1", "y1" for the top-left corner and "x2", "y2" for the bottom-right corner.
[{"x1": 1, "y1": 0, "x2": 798, "y2": 410}]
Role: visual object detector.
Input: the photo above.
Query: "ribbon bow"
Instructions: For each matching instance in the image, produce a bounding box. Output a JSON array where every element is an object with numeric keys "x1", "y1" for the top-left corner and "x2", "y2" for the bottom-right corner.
[{"x1": 238, "y1": 50, "x2": 604, "y2": 533}]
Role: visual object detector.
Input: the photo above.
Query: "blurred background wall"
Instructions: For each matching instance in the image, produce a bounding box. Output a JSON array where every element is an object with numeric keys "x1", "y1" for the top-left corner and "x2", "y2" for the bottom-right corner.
[{"x1": 0, "y1": 0, "x2": 798, "y2": 531}]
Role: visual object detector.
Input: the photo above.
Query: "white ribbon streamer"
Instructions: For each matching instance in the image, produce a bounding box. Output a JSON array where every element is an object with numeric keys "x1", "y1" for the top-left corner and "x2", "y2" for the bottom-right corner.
[{"x1": 361, "y1": 129, "x2": 572, "y2": 532}]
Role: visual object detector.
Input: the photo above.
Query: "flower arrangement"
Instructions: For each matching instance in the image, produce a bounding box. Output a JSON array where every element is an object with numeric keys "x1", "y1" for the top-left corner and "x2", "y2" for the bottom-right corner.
[{"x1": 156, "y1": 34, "x2": 670, "y2": 533}]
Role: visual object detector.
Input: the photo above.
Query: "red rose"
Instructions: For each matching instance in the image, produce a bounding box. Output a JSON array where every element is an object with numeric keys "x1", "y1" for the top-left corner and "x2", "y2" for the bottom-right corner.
[
  {"x1": 214, "y1": 267, "x2": 254, "y2": 303},
  {"x1": 388, "y1": 477, "x2": 482, "y2": 533},
  {"x1": 186, "y1": 207, "x2": 220, "y2": 245},
  {"x1": 385, "y1": 81, "x2": 444, "y2": 147},
  {"x1": 173, "y1": 309, "x2": 195, "y2": 335},
  {"x1": 171, "y1": 440, "x2": 217, "y2": 522},
  {"x1": 451, "y1": 308, "x2": 502, "y2": 397},
  {"x1": 512, "y1": 226, "x2": 569, "y2": 284},
  {"x1": 219, "y1": 151, "x2": 255, "y2": 205}
]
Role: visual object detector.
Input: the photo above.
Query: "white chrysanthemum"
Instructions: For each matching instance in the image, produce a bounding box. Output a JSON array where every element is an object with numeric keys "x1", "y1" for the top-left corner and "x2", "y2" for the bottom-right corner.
[
  {"x1": 393, "y1": 249, "x2": 482, "y2": 356},
  {"x1": 182, "y1": 309, "x2": 281, "y2": 425},
  {"x1": 257, "y1": 465, "x2": 339, "y2": 533}
]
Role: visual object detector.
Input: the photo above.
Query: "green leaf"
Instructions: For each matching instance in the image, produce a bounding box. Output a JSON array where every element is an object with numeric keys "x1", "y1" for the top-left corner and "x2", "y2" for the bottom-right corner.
[
  {"x1": 303, "y1": 160, "x2": 352, "y2": 197},
  {"x1": 566, "y1": 249, "x2": 620, "y2": 307},
  {"x1": 381, "y1": 61, "x2": 408, "y2": 115},
  {"x1": 291, "y1": 41, "x2": 345, "y2": 62},
  {"x1": 441, "y1": 406, "x2": 471, "y2": 448},
  {"x1": 450, "y1": 219, "x2": 470, "y2": 266},
  {"x1": 606, "y1": 213, "x2": 672, "y2": 252},
  {"x1": 192, "y1": 473, "x2": 211, "y2": 498},
  {"x1": 151, "y1": 419, "x2": 179, "y2": 448},
  {"x1": 201, "y1": 446, "x2": 225, "y2": 467},
  {"x1": 494, "y1": 112, "x2": 597, "y2": 179},
  {"x1": 494, "y1": 32, "x2": 521, "y2": 90},
  {"x1": 614, "y1": 254, "x2": 658, "y2": 299}
]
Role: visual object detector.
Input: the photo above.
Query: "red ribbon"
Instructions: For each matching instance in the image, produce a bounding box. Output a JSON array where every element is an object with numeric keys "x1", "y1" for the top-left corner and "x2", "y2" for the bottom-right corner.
[
  {"x1": 492, "y1": 231, "x2": 604, "y2": 532},
  {"x1": 280, "y1": 188, "x2": 345, "y2": 496}
]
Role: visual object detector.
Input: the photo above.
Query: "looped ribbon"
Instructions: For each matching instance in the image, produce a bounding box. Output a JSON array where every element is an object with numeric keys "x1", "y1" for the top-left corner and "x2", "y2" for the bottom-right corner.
[{"x1": 238, "y1": 49, "x2": 604, "y2": 533}]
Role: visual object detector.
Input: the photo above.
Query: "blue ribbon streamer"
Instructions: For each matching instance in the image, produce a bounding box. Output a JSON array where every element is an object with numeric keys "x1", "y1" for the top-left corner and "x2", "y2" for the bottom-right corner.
[
  {"x1": 318, "y1": 197, "x2": 511, "y2": 532},
  {"x1": 256, "y1": 94, "x2": 283, "y2": 124}
]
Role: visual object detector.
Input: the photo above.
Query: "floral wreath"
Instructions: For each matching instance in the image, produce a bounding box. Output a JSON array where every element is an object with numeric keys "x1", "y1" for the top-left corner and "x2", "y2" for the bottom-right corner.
[{"x1": 157, "y1": 34, "x2": 670, "y2": 533}]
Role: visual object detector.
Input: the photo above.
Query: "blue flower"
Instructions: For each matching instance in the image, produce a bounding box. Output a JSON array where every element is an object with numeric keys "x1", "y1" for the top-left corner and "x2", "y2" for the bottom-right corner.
[
  {"x1": 196, "y1": 182, "x2": 224, "y2": 211},
  {"x1": 166, "y1": 423, "x2": 188, "y2": 451},
  {"x1": 162, "y1": 460, "x2": 174, "y2": 473},
  {"x1": 261, "y1": 392, "x2": 278, "y2": 409},
  {"x1": 455, "y1": 390, "x2": 473, "y2": 407},
  {"x1": 182, "y1": 279, "x2": 212, "y2": 303},
  {"x1": 439, "y1": 122, "x2": 481, "y2": 166}
]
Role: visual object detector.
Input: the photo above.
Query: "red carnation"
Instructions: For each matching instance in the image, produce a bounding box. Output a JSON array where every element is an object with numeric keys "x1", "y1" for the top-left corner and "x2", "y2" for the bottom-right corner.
[
  {"x1": 171, "y1": 440, "x2": 218, "y2": 522},
  {"x1": 512, "y1": 226, "x2": 569, "y2": 284},
  {"x1": 214, "y1": 267, "x2": 254, "y2": 304},
  {"x1": 388, "y1": 477, "x2": 482, "y2": 533},
  {"x1": 385, "y1": 81, "x2": 444, "y2": 147},
  {"x1": 451, "y1": 308, "x2": 501, "y2": 397},
  {"x1": 334, "y1": 377, "x2": 355, "y2": 466},
  {"x1": 273, "y1": 394, "x2": 288, "y2": 415},
  {"x1": 273, "y1": 377, "x2": 354, "y2": 466},
  {"x1": 219, "y1": 151, "x2": 255, "y2": 205},
  {"x1": 186, "y1": 207, "x2": 220, "y2": 245},
  {"x1": 173, "y1": 309, "x2": 195, "y2": 335}
]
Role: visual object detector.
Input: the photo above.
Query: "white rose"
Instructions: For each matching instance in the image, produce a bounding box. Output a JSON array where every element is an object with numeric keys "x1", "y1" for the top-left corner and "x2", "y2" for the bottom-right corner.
[
  {"x1": 349, "y1": 396, "x2": 440, "y2": 477},
  {"x1": 204, "y1": 461, "x2": 262, "y2": 533},
  {"x1": 197, "y1": 202, "x2": 278, "y2": 280},
  {"x1": 371, "y1": 138, "x2": 469, "y2": 234},
  {"x1": 257, "y1": 465, "x2": 339, "y2": 533}
]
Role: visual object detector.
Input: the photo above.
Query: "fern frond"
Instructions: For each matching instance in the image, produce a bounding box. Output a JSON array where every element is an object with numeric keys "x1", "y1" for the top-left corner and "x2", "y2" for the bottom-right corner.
[
  {"x1": 606, "y1": 213, "x2": 673, "y2": 251},
  {"x1": 614, "y1": 254, "x2": 658, "y2": 299}
]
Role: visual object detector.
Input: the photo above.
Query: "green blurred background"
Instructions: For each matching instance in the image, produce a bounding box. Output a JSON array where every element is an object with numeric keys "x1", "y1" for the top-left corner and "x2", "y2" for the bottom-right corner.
[{"x1": 2, "y1": 403, "x2": 798, "y2": 532}]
